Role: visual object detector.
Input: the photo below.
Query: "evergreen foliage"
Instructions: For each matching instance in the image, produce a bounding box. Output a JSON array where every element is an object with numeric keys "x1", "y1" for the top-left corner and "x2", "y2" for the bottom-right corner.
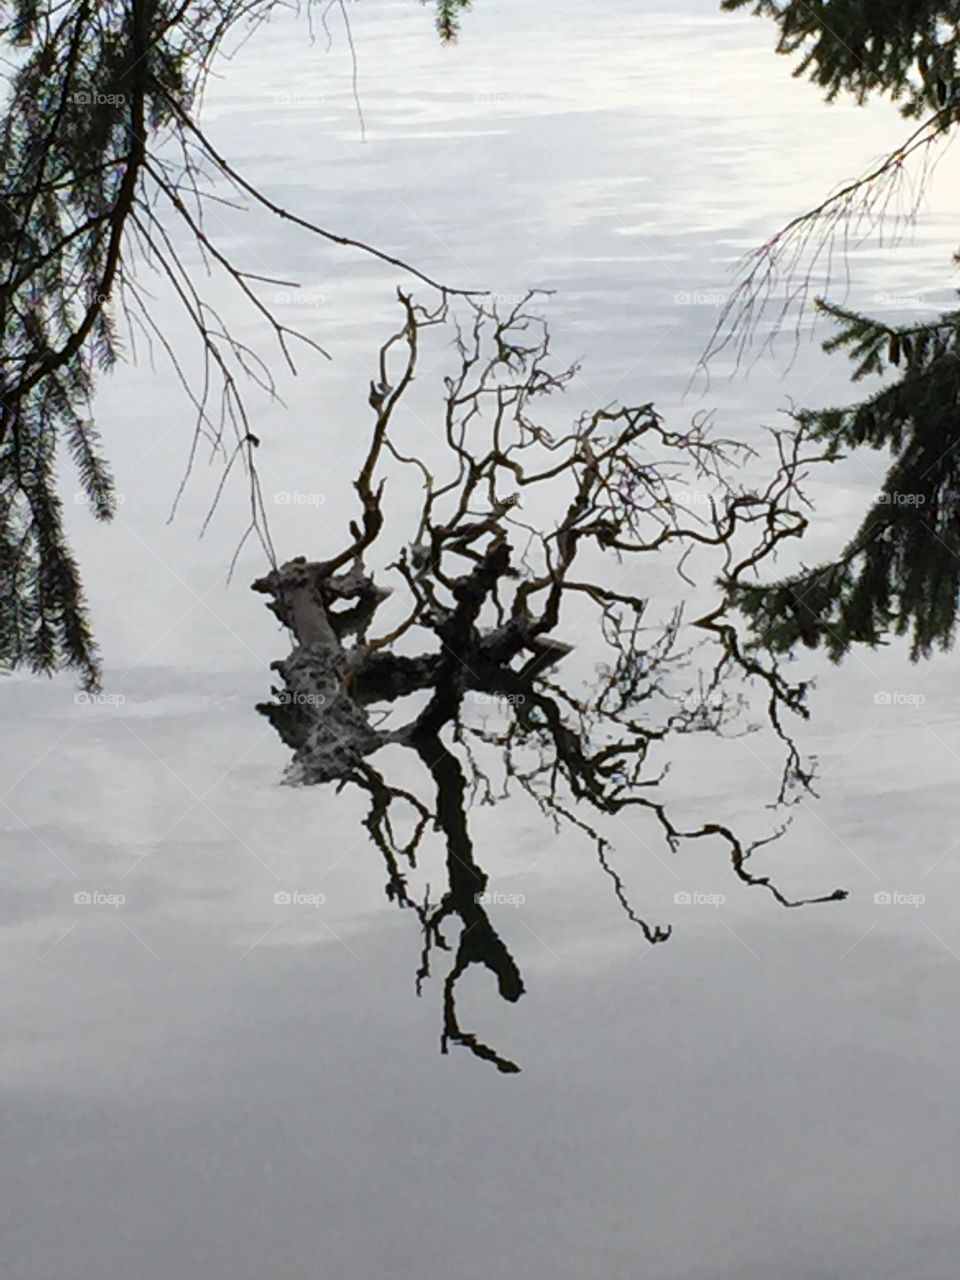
[
  {"x1": 0, "y1": 0, "x2": 464, "y2": 689},
  {"x1": 722, "y1": 0, "x2": 960, "y2": 114},
  {"x1": 722, "y1": 1, "x2": 960, "y2": 663},
  {"x1": 732, "y1": 299, "x2": 960, "y2": 660},
  {"x1": 433, "y1": 0, "x2": 472, "y2": 42}
]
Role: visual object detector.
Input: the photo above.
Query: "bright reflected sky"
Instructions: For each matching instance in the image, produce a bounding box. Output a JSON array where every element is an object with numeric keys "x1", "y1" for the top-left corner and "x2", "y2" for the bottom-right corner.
[{"x1": 4, "y1": 2, "x2": 960, "y2": 1276}]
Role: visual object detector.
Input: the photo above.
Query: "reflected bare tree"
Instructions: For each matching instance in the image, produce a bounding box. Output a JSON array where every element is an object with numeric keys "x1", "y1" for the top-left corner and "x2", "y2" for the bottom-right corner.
[{"x1": 253, "y1": 292, "x2": 846, "y2": 1071}]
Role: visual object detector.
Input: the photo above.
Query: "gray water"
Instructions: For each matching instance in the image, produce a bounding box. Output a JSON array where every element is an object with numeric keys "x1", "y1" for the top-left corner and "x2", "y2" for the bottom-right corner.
[{"x1": 4, "y1": 1, "x2": 960, "y2": 1276}]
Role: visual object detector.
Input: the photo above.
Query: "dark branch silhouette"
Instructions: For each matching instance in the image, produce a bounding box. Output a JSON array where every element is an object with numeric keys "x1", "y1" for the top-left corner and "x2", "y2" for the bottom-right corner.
[
  {"x1": 253, "y1": 292, "x2": 847, "y2": 1070},
  {"x1": 0, "y1": 0, "x2": 480, "y2": 686}
]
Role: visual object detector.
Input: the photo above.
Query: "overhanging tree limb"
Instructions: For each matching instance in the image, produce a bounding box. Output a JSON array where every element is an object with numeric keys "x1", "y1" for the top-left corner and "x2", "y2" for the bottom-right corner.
[{"x1": 0, "y1": 0, "x2": 481, "y2": 687}]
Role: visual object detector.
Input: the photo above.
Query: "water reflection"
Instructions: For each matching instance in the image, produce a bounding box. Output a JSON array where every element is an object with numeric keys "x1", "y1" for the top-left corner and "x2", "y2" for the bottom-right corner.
[{"x1": 253, "y1": 289, "x2": 846, "y2": 1069}]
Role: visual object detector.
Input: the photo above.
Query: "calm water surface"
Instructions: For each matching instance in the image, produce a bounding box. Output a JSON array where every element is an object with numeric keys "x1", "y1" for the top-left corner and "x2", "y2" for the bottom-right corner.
[{"x1": 4, "y1": 1, "x2": 960, "y2": 1276}]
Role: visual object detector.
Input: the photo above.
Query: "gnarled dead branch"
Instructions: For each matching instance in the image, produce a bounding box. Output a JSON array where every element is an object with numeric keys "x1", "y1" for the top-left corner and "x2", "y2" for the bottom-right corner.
[{"x1": 254, "y1": 292, "x2": 846, "y2": 1070}]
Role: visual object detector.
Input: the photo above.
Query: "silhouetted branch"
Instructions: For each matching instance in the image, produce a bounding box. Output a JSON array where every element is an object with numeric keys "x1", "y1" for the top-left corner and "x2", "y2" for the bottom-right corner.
[
  {"x1": 0, "y1": 0, "x2": 480, "y2": 683},
  {"x1": 700, "y1": 106, "x2": 953, "y2": 374},
  {"x1": 254, "y1": 293, "x2": 846, "y2": 1069}
]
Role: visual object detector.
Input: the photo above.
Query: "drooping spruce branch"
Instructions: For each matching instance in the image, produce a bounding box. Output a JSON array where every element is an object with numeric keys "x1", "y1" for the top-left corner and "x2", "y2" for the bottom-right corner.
[
  {"x1": 703, "y1": 1, "x2": 960, "y2": 665},
  {"x1": 729, "y1": 298, "x2": 960, "y2": 662},
  {"x1": 0, "y1": 0, "x2": 476, "y2": 688},
  {"x1": 701, "y1": 105, "x2": 954, "y2": 373},
  {"x1": 722, "y1": 0, "x2": 960, "y2": 114},
  {"x1": 709, "y1": 0, "x2": 960, "y2": 369}
]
